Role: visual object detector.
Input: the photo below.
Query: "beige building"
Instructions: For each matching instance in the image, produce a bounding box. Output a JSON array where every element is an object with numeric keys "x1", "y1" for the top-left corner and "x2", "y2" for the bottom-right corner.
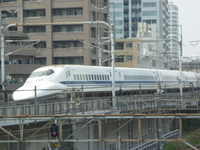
[
  {"x1": 0, "y1": 0, "x2": 110, "y2": 90},
  {"x1": 115, "y1": 39, "x2": 140, "y2": 68}
]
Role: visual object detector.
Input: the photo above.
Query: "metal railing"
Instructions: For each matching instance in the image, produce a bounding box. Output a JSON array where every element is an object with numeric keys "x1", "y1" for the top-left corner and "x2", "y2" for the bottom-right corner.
[{"x1": 0, "y1": 91, "x2": 199, "y2": 117}]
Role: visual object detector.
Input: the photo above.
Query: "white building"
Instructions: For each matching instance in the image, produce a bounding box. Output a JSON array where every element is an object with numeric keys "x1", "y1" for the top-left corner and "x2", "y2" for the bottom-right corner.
[
  {"x1": 109, "y1": 0, "x2": 170, "y2": 69},
  {"x1": 109, "y1": 0, "x2": 168, "y2": 40},
  {"x1": 168, "y1": 2, "x2": 179, "y2": 57}
]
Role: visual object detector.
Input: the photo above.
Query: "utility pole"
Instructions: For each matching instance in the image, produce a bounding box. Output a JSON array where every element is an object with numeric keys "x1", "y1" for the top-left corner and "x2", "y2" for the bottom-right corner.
[{"x1": 0, "y1": 6, "x2": 5, "y2": 90}]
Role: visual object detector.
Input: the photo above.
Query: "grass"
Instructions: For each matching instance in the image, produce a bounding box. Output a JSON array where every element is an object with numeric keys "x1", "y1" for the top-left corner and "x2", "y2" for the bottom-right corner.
[{"x1": 163, "y1": 129, "x2": 200, "y2": 150}]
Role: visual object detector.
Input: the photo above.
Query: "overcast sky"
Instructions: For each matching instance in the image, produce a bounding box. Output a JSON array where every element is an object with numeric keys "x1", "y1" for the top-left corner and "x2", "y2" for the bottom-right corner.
[{"x1": 171, "y1": 0, "x2": 200, "y2": 57}]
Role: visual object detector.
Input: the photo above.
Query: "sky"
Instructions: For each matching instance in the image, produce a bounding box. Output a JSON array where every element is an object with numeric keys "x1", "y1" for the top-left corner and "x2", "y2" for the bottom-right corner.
[{"x1": 171, "y1": 0, "x2": 200, "y2": 57}]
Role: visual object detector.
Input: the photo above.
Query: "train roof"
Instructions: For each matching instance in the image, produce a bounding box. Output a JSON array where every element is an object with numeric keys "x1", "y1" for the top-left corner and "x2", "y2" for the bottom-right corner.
[{"x1": 33, "y1": 65, "x2": 200, "y2": 74}]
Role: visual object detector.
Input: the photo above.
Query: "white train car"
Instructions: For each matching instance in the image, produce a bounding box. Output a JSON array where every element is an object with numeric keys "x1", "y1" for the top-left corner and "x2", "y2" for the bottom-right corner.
[{"x1": 12, "y1": 65, "x2": 200, "y2": 101}]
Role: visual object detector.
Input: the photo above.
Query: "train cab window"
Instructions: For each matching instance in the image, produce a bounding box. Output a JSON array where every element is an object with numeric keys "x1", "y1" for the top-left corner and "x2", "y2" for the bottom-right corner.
[{"x1": 44, "y1": 69, "x2": 54, "y2": 76}]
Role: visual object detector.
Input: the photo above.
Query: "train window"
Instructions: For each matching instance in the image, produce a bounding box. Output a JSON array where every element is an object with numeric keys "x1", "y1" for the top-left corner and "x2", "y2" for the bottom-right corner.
[
  {"x1": 97, "y1": 75, "x2": 99, "y2": 80},
  {"x1": 107, "y1": 75, "x2": 109, "y2": 80},
  {"x1": 77, "y1": 74, "x2": 79, "y2": 80},
  {"x1": 133, "y1": 76, "x2": 135, "y2": 80},
  {"x1": 94, "y1": 75, "x2": 96, "y2": 80},
  {"x1": 102, "y1": 75, "x2": 104, "y2": 80},
  {"x1": 89, "y1": 75, "x2": 91, "y2": 80},
  {"x1": 74, "y1": 74, "x2": 76, "y2": 80},
  {"x1": 99, "y1": 75, "x2": 102, "y2": 80},
  {"x1": 83, "y1": 74, "x2": 85, "y2": 80},
  {"x1": 29, "y1": 71, "x2": 45, "y2": 78},
  {"x1": 44, "y1": 69, "x2": 54, "y2": 76},
  {"x1": 106, "y1": 75, "x2": 108, "y2": 80},
  {"x1": 80, "y1": 74, "x2": 82, "y2": 80},
  {"x1": 86, "y1": 74, "x2": 88, "y2": 80}
]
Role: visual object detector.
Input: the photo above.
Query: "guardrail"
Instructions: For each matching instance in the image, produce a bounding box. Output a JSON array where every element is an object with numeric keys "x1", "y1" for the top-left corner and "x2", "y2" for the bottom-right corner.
[
  {"x1": 130, "y1": 129, "x2": 179, "y2": 150},
  {"x1": 0, "y1": 92, "x2": 198, "y2": 116}
]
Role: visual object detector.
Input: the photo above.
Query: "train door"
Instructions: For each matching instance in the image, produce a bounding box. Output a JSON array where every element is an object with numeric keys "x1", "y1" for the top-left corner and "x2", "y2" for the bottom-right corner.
[
  {"x1": 117, "y1": 69, "x2": 123, "y2": 90},
  {"x1": 154, "y1": 70, "x2": 162, "y2": 93},
  {"x1": 66, "y1": 67, "x2": 74, "y2": 88}
]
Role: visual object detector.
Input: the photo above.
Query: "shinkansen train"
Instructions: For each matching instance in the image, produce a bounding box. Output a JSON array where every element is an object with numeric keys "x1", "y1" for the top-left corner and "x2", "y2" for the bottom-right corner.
[{"x1": 12, "y1": 65, "x2": 200, "y2": 101}]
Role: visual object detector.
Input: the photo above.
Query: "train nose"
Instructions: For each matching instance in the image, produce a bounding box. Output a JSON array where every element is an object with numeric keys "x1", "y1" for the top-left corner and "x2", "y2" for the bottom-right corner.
[{"x1": 13, "y1": 88, "x2": 36, "y2": 101}]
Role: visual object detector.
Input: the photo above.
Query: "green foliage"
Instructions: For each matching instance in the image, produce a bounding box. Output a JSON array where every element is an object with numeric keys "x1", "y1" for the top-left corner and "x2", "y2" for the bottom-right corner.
[
  {"x1": 60, "y1": 142, "x2": 73, "y2": 150},
  {"x1": 163, "y1": 142, "x2": 187, "y2": 150},
  {"x1": 187, "y1": 132, "x2": 200, "y2": 145}
]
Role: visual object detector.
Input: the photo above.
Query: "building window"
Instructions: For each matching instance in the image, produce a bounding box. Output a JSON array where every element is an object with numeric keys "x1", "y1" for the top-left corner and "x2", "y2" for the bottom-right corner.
[
  {"x1": 67, "y1": 8, "x2": 83, "y2": 16},
  {"x1": 91, "y1": 0, "x2": 96, "y2": 6},
  {"x1": 2, "y1": 0, "x2": 17, "y2": 2},
  {"x1": 143, "y1": 2, "x2": 156, "y2": 7},
  {"x1": 91, "y1": 27, "x2": 96, "y2": 38},
  {"x1": 152, "y1": 60, "x2": 156, "y2": 67},
  {"x1": 92, "y1": 11, "x2": 96, "y2": 21},
  {"x1": 53, "y1": 41, "x2": 83, "y2": 49},
  {"x1": 115, "y1": 55, "x2": 124, "y2": 62},
  {"x1": 92, "y1": 59, "x2": 96, "y2": 66},
  {"x1": 25, "y1": 9, "x2": 45, "y2": 17},
  {"x1": 34, "y1": 58, "x2": 46, "y2": 65},
  {"x1": 126, "y1": 43, "x2": 132, "y2": 48},
  {"x1": 116, "y1": 29, "x2": 123, "y2": 34},
  {"x1": 2, "y1": 10, "x2": 18, "y2": 18},
  {"x1": 33, "y1": 41, "x2": 46, "y2": 48},
  {"x1": 143, "y1": 11, "x2": 157, "y2": 16},
  {"x1": 115, "y1": 42, "x2": 124, "y2": 50},
  {"x1": 53, "y1": 25, "x2": 83, "y2": 33},
  {"x1": 24, "y1": 26, "x2": 46, "y2": 33},
  {"x1": 54, "y1": 57, "x2": 83, "y2": 65},
  {"x1": 53, "y1": 8, "x2": 83, "y2": 16},
  {"x1": 126, "y1": 55, "x2": 133, "y2": 61},
  {"x1": 143, "y1": 19, "x2": 157, "y2": 24}
]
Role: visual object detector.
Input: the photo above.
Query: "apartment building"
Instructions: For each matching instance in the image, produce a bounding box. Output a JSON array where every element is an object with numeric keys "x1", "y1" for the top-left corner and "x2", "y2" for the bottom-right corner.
[
  {"x1": 115, "y1": 39, "x2": 140, "y2": 68},
  {"x1": 0, "y1": 0, "x2": 110, "y2": 90}
]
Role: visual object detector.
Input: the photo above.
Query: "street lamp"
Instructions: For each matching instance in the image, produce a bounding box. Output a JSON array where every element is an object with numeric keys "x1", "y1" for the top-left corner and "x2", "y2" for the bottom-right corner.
[
  {"x1": 0, "y1": 23, "x2": 18, "y2": 90},
  {"x1": 170, "y1": 25, "x2": 183, "y2": 99}
]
